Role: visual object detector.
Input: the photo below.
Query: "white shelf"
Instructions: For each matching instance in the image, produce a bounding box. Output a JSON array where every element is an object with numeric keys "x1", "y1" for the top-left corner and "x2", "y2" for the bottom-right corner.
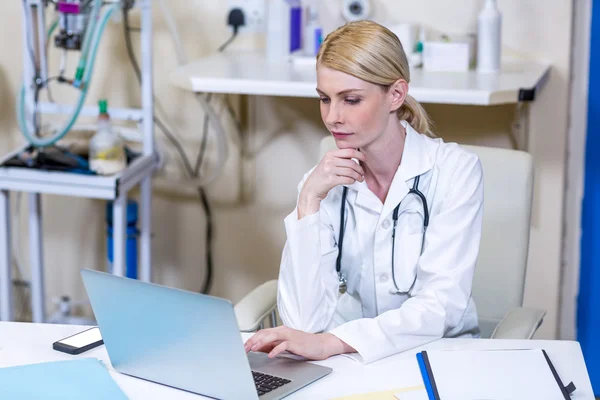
[
  {"x1": 0, "y1": 147, "x2": 157, "y2": 200},
  {"x1": 170, "y1": 51, "x2": 550, "y2": 106}
]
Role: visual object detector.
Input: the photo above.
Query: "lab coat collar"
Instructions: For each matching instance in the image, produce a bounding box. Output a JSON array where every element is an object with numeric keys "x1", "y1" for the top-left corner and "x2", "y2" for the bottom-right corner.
[
  {"x1": 344, "y1": 121, "x2": 433, "y2": 217},
  {"x1": 398, "y1": 120, "x2": 434, "y2": 182}
]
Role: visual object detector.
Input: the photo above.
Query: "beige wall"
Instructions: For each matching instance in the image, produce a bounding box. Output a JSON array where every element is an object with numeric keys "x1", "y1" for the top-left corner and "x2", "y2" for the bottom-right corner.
[{"x1": 1, "y1": 0, "x2": 572, "y2": 338}]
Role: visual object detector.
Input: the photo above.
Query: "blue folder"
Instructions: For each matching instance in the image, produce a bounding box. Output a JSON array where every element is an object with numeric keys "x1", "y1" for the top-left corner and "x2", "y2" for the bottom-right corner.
[
  {"x1": 416, "y1": 351, "x2": 438, "y2": 400},
  {"x1": 0, "y1": 358, "x2": 128, "y2": 399}
]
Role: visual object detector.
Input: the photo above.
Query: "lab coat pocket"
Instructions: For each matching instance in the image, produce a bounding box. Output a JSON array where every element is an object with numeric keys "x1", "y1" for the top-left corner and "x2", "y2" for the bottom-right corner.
[
  {"x1": 332, "y1": 292, "x2": 363, "y2": 325},
  {"x1": 398, "y1": 209, "x2": 425, "y2": 236},
  {"x1": 392, "y1": 231, "x2": 422, "y2": 293}
]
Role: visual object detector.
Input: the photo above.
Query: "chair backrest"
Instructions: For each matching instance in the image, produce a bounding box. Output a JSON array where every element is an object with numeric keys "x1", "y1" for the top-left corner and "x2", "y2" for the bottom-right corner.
[{"x1": 319, "y1": 136, "x2": 534, "y2": 338}]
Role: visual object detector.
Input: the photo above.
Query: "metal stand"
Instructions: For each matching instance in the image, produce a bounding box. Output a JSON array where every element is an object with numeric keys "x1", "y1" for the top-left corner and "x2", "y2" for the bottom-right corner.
[{"x1": 0, "y1": 0, "x2": 156, "y2": 322}]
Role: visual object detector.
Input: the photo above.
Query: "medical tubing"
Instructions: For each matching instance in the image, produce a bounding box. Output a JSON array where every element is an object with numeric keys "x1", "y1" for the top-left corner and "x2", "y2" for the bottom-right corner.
[
  {"x1": 193, "y1": 93, "x2": 230, "y2": 185},
  {"x1": 75, "y1": 0, "x2": 102, "y2": 81},
  {"x1": 391, "y1": 205, "x2": 401, "y2": 292},
  {"x1": 157, "y1": 0, "x2": 187, "y2": 65},
  {"x1": 82, "y1": 5, "x2": 117, "y2": 83},
  {"x1": 18, "y1": 4, "x2": 118, "y2": 147},
  {"x1": 154, "y1": 0, "x2": 229, "y2": 185},
  {"x1": 336, "y1": 187, "x2": 348, "y2": 274},
  {"x1": 47, "y1": 18, "x2": 58, "y2": 39}
]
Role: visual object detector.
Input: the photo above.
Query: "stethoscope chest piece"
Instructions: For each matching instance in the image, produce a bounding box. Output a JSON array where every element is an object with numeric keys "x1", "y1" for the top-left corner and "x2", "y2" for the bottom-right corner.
[{"x1": 338, "y1": 273, "x2": 347, "y2": 294}]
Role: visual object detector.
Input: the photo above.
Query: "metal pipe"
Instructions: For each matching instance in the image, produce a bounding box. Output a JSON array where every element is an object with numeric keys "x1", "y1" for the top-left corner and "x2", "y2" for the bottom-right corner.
[
  {"x1": 0, "y1": 190, "x2": 13, "y2": 321},
  {"x1": 35, "y1": 2, "x2": 48, "y2": 85},
  {"x1": 141, "y1": 0, "x2": 154, "y2": 156},
  {"x1": 28, "y1": 193, "x2": 45, "y2": 323}
]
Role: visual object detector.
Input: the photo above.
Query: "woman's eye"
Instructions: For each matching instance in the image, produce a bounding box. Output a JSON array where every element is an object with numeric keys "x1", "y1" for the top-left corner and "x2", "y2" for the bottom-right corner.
[
  {"x1": 319, "y1": 97, "x2": 330, "y2": 104},
  {"x1": 345, "y1": 98, "x2": 361, "y2": 105}
]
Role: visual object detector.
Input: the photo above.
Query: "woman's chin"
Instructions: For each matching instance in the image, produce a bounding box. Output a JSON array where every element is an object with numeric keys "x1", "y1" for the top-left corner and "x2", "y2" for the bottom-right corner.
[{"x1": 333, "y1": 138, "x2": 357, "y2": 149}]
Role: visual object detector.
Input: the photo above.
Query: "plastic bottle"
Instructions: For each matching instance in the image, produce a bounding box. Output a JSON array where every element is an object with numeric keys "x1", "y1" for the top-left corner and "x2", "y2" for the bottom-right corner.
[
  {"x1": 266, "y1": 0, "x2": 291, "y2": 61},
  {"x1": 288, "y1": 0, "x2": 302, "y2": 53},
  {"x1": 303, "y1": 4, "x2": 322, "y2": 56},
  {"x1": 477, "y1": 0, "x2": 502, "y2": 73},
  {"x1": 89, "y1": 99, "x2": 126, "y2": 175}
]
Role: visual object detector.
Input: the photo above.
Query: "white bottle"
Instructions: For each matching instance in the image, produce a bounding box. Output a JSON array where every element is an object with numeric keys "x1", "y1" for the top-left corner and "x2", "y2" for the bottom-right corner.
[
  {"x1": 89, "y1": 100, "x2": 126, "y2": 175},
  {"x1": 266, "y1": 0, "x2": 291, "y2": 62},
  {"x1": 477, "y1": 0, "x2": 502, "y2": 73},
  {"x1": 303, "y1": 5, "x2": 322, "y2": 56}
]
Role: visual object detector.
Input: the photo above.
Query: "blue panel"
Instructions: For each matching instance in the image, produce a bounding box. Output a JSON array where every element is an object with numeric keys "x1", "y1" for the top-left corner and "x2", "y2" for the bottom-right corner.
[{"x1": 579, "y1": 0, "x2": 600, "y2": 395}]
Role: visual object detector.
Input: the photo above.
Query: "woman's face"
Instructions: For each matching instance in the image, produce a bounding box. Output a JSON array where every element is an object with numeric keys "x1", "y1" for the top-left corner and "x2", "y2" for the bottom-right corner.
[{"x1": 316, "y1": 66, "x2": 405, "y2": 150}]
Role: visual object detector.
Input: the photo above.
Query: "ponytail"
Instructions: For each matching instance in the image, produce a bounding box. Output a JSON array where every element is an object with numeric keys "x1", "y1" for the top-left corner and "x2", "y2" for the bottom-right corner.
[{"x1": 398, "y1": 94, "x2": 435, "y2": 137}]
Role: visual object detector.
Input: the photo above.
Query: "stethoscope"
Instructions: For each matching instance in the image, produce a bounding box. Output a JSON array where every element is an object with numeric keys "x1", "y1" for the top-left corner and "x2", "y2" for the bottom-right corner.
[{"x1": 336, "y1": 175, "x2": 430, "y2": 295}]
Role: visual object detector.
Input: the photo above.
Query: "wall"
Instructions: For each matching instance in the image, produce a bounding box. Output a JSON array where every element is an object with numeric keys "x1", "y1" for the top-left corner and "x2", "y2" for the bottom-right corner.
[
  {"x1": 0, "y1": 0, "x2": 572, "y2": 338},
  {"x1": 561, "y1": 0, "x2": 591, "y2": 341}
]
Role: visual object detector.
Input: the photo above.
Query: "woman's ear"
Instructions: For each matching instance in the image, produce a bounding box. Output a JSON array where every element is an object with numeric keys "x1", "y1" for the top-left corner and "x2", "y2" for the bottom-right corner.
[{"x1": 389, "y1": 79, "x2": 408, "y2": 112}]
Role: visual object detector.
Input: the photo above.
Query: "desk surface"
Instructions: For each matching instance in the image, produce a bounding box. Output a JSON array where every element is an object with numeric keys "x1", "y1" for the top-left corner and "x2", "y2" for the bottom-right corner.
[
  {"x1": 169, "y1": 51, "x2": 550, "y2": 106},
  {"x1": 0, "y1": 322, "x2": 593, "y2": 399}
]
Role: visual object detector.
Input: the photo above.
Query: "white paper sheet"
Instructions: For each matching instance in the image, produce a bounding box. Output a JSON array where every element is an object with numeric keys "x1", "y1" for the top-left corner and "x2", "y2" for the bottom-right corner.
[
  {"x1": 424, "y1": 349, "x2": 566, "y2": 400},
  {"x1": 395, "y1": 388, "x2": 429, "y2": 400}
]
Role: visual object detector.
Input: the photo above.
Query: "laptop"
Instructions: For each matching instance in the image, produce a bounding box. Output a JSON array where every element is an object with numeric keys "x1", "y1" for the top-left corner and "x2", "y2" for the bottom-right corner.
[{"x1": 80, "y1": 269, "x2": 332, "y2": 400}]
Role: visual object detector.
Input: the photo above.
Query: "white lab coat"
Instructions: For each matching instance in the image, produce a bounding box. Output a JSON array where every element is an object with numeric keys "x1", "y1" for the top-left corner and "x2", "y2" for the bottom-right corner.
[{"x1": 277, "y1": 121, "x2": 484, "y2": 364}]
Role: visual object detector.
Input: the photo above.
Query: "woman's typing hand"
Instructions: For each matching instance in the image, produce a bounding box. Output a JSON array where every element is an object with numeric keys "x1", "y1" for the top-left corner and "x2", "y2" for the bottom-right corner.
[{"x1": 244, "y1": 326, "x2": 356, "y2": 361}]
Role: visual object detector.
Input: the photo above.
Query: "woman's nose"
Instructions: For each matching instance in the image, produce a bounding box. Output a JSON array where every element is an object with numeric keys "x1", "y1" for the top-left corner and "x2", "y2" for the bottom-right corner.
[{"x1": 326, "y1": 103, "x2": 342, "y2": 126}]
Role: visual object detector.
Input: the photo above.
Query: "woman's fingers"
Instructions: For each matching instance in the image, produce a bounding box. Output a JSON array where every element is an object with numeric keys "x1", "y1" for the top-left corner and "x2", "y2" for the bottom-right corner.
[
  {"x1": 249, "y1": 332, "x2": 281, "y2": 352},
  {"x1": 253, "y1": 340, "x2": 283, "y2": 353},
  {"x1": 335, "y1": 176, "x2": 356, "y2": 186},
  {"x1": 245, "y1": 326, "x2": 290, "y2": 353},
  {"x1": 268, "y1": 341, "x2": 292, "y2": 358},
  {"x1": 244, "y1": 329, "x2": 272, "y2": 351},
  {"x1": 335, "y1": 158, "x2": 365, "y2": 177},
  {"x1": 335, "y1": 167, "x2": 364, "y2": 182},
  {"x1": 332, "y1": 148, "x2": 366, "y2": 163}
]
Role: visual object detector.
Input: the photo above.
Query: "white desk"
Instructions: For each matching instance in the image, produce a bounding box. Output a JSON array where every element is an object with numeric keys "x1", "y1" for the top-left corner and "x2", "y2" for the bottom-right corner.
[
  {"x1": 0, "y1": 322, "x2": 594, "y2": 399},
  {"x1": 169, "y1": 51, "x2": 550, "y2": 106}
]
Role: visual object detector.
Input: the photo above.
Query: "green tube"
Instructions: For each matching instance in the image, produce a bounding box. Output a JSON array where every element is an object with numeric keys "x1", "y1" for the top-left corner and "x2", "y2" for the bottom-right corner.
[
  {"x1": 47, "y1": 19, "x2": 58, "y2": 40},
  {"x1": 18, "y1": 4, "x2": 118, "y2": 147},
  {"x1": 76, "y1": 0, "x2": 102, "y2": 73},
  {"x1": 82, "y1": 5, "x2": 119, "y2": 83}
]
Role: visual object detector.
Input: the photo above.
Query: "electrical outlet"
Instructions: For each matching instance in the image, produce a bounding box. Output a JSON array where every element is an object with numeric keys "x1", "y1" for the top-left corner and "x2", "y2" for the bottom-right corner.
[{"x1": 228, "y1": 0, "x2": 266, "y2": 33}]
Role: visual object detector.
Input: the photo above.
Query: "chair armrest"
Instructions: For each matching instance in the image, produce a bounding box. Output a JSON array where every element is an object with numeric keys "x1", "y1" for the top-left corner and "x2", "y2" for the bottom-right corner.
[
  {"x1": 490, "y1": 307, "x2": 546, "y2": 339},
  {"x1": 234, "y1": 280, "x2": 278, "y2": 332}
]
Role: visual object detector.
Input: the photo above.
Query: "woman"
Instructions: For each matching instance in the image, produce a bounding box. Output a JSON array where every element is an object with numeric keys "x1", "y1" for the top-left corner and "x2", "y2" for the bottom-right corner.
[{"x1": 244, "y1": 20, "x2": 484, "y2": 364}]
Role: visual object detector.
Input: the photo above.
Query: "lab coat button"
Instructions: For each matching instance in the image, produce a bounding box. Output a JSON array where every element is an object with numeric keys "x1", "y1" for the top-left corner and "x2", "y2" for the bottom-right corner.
[
  {"x1": 379, "y1": 273, "x2": 389, "y2": 283},
  {"x1": 381, "y1": 220, "x2": 391, "y2": 229}
]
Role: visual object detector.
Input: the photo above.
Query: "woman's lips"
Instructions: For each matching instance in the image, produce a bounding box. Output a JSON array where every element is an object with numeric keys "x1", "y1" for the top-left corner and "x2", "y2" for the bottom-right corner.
[{"x1": 332, "y1": 131, "x2": 353, "y2": 139}]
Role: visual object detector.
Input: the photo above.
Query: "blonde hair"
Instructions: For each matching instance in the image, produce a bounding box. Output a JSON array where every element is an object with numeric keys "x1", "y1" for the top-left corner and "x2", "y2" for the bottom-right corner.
[{"x1": 317, "y1": 20, "x2": 434, "y2": 137}]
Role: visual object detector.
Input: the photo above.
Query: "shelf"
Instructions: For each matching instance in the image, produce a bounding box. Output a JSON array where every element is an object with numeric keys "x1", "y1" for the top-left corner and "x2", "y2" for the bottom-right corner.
[
  {"x1": 170, "y1": 51, "x2": 550, "y2": 106},
  {"x1": 0, "y1": 147, "x2": 157, "y2": 200}
]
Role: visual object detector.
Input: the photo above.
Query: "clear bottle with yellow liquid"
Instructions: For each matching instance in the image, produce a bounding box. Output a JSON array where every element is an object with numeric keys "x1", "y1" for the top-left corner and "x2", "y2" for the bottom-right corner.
[{"x1": 89, "y1": 99, "x2": 126, "y2": 175}]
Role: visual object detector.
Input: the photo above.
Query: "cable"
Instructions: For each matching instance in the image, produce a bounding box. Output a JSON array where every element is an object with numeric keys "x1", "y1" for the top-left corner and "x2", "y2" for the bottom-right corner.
[
  {"x1": 197, "y1": 187, "x2": 213, "y2": 294},
  {"x1": 22, "y1": 1, "x2": 38, "y2": 74},
  {"x1": 153, "y1": 116, "x2": 194, "y2": 176},
  {"x1": 123, "y1": 10, "x2": 194, "y2": 177},
  {"x1": 218, "y1": 32, "x2": 238, "y2": 52},
  {"x1": 123, "y1": 7, "x2": 214, "y2": 294},
  {"x1": 218, "y1": 8, "x2": 245, "y2": 52},
  {"x1": 194, "y1": 93, "x2": 212, "y2": 176}
]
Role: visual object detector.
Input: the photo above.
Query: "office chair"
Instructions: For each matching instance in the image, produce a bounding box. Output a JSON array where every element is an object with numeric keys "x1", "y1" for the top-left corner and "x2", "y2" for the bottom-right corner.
[{"x1": 234, "y1": 136, "x2": 546, "y2": 339}]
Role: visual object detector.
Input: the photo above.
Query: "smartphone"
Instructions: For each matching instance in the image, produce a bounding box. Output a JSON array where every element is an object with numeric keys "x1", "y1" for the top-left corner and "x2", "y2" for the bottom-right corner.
[{"x1": 52, "y1": 327, "x2": 104, "y2": 355}]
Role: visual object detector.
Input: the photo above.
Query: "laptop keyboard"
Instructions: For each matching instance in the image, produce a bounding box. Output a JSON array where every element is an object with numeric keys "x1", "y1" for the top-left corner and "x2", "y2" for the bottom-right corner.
[{"x1": 252, "y1": 371, "x2": 291, "y2": 396}]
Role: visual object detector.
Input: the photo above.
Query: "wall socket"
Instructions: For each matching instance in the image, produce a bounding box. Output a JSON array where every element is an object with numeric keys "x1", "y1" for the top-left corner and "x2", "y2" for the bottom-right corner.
[{"x1": 227, "y1": 0, "x2": 266, "y2": 33}]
